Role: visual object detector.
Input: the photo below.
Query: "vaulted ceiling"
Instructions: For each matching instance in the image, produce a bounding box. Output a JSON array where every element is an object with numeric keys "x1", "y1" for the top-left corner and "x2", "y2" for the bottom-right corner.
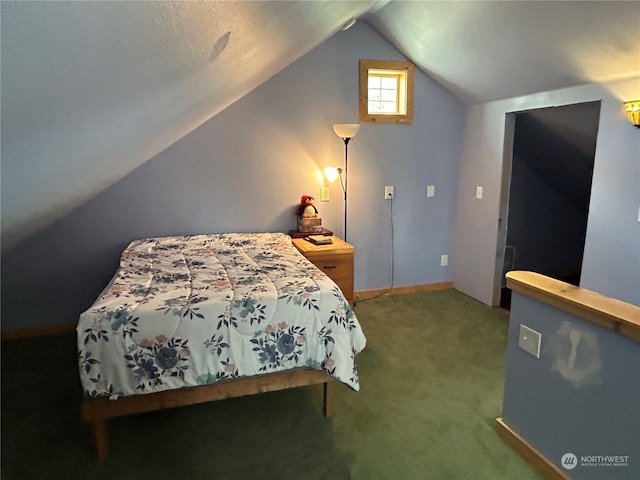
[{"x1": 2, "y1": 1, "x2": 639, "y2": 251}]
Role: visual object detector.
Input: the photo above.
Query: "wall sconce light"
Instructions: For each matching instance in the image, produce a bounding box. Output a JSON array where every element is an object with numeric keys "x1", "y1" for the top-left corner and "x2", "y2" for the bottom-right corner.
[
  {"x1": 326, "y1": 124, "x2": 360, "y2": 241},
  {"x1": 624, "y1": 100, "x2": 640, "y2": 128}
]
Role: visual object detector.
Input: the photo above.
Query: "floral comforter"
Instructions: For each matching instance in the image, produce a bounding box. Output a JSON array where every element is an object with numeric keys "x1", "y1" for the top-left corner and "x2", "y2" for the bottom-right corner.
[{"x1": 77, "y1": 233, "x2": 366, "y2": 399}]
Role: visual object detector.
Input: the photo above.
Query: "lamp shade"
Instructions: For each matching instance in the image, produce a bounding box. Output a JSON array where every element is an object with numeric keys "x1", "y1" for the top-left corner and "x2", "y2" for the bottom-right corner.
[
  {"x1": 624, "y1": 100, "x2": 640, "y2": 128},
  {"x1": 325, "y1": 167, "x2": 341, "y2": 183},
  {"x1": 333, "y1": 123, "x2": 360, "y2": 139}
]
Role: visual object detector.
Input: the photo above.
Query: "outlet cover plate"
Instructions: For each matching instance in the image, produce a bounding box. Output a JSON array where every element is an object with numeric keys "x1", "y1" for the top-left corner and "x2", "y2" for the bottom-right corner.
[
  {"x1": 519, "y1": 324, "x2": 541, "y2": 358},
  {"x1": 384, "y1": 185, "x2": 394, "y2": 199}
]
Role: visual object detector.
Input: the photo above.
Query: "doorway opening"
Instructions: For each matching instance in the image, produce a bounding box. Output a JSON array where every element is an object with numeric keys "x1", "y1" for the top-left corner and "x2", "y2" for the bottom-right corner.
[{"x1": 497, "y1": 102, "x2": 601, "y2": 309}]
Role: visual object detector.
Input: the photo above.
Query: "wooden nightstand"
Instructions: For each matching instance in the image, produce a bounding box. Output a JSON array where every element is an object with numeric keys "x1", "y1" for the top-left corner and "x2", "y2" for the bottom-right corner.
[{"x1": 292, "y1": 236, "x2": 354, "y2": 305}]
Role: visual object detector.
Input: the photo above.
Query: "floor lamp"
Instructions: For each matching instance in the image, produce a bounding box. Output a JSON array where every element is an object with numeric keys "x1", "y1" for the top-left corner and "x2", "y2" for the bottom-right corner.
[{"x1": 329, "y1": 123, "x2": 360, "y2": 242}]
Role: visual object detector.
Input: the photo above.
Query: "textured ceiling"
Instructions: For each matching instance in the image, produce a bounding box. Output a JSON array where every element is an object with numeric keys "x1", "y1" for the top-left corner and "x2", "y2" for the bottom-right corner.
[
  {"x1": 1, "y1": 0, "x2": 639, "y2": 251},
  {"x1": 365, "y1": 0, "x2": 640, "y2": 102}
]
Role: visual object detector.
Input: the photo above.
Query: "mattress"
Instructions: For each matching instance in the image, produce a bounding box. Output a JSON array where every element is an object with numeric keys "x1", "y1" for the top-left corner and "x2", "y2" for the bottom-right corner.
[{"x1": 77, "y1": 232, "x2": 366, "y2": 398}]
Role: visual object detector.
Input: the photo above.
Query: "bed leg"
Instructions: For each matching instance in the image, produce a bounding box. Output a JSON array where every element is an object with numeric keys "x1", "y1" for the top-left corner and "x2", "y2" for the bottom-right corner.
[
  {"x1": 323, "y1": 381, "x2": 334, "y2": 417},
  {"x1": 92, "y1": 420, "x2": 108, "y2": 461}
]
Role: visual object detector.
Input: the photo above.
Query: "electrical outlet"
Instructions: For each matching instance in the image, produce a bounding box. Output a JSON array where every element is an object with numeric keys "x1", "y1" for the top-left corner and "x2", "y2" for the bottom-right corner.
[
  {"x1": 384, "y1": 185, "x2": 394, "y2": 199},
  {"x1": 440, "y1": 254, "x2": 448, "y2": 266},
  {"x1": 518, "y1": 324, "x2": 541, "y2": 358}
]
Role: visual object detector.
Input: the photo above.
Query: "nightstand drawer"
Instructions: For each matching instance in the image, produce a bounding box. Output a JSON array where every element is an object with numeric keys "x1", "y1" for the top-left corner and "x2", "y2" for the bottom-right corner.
[
  {"x1": 291, "y1": 236, "x2": 355, "y2": 304},
  {"x1": 312, "y1": 254, "x2": 353, "y2": 294}
]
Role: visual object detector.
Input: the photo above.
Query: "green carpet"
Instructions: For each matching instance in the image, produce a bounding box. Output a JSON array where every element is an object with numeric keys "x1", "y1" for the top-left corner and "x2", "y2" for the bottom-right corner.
[{"x1": 1, "y1": 289, "x2": 540, "y2": 479}]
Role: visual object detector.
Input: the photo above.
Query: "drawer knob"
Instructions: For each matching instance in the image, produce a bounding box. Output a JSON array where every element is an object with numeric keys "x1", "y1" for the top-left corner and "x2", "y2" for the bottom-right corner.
[{"x1": 323, "y1": 265, "x2": 337, "y2": 269}]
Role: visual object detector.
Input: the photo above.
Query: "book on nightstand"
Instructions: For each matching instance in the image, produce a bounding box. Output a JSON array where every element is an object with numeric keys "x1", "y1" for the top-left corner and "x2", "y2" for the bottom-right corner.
[
  {"x1": 288, "y1": 228, "x2": 333, "y2": 239},
  {"x1": 307, "y1": 235, "x2": 333, "y2": 245}
]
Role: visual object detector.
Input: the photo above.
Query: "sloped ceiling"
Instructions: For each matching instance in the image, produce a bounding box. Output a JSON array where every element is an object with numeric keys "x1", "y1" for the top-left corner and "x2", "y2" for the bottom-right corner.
[
  {"x1": 364, "y1": 1, "x2": 640, "y2": 102},
  {"x1": 1, "y1": 0, "x2": 639, "y2": 252}
]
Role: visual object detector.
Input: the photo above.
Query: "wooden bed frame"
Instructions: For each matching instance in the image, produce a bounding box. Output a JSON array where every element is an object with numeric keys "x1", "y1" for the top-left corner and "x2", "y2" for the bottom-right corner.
[{"x1": 81, "y1": 368, "x2": 334, "y2": 460}]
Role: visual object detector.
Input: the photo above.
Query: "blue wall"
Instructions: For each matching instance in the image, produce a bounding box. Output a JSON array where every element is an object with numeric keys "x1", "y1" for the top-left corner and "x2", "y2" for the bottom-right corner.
[
  {"x1": 453, "y1": 79, "x2": 640, "y2": 307},
  {"x1": 1, "y1": 22, "x2": 463, "y2": 329},
  {"x1": 502, "y1": 291, "x2": 640, "y2": 479}
]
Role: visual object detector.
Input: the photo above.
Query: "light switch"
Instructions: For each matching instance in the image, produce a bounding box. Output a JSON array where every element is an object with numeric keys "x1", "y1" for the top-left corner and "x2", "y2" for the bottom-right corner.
[
  {"x1": 427, "y1": 185, "x2": 435, "y2": 198},
  {"x1": 320, "y1": 187, "x2": 330, "y2": 202},
  {"x1": 519, "y1": 324, "x2": 541, "y2": 358},
  {"x1": 476, "y1": 186, "x2": 483, "y2": 199}
]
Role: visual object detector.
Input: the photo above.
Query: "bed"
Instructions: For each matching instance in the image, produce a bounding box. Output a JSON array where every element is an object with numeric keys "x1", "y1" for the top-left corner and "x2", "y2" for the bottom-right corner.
[{"x1": 77, "y1": 232, "x2": 366, "y2": 459}]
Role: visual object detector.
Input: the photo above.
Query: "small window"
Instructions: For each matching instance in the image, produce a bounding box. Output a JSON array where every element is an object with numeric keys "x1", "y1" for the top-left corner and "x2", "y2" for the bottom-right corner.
[{"x1": 360, "y1": 59, "x2": 414, "y2": 124}]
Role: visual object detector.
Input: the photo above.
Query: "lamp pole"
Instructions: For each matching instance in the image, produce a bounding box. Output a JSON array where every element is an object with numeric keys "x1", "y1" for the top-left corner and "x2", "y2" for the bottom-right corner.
[
  {"x1": 332, "y1": 123, "x2": 359, "y2": 242},
  {"x1": 342, "y1": 136, "x2": 350, "y2": 242}
]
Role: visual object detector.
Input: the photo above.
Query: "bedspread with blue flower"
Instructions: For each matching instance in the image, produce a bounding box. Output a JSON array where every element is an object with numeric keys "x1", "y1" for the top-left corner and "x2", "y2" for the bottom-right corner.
[{"x1": 77, "y1": 233, "x2": 366, "y2": 399}]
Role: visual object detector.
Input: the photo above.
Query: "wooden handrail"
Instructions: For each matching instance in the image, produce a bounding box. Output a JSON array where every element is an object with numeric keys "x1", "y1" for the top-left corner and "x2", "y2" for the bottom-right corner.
[{"x1": 506, "y1": 271, "x2": 640, "y2": 342}]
